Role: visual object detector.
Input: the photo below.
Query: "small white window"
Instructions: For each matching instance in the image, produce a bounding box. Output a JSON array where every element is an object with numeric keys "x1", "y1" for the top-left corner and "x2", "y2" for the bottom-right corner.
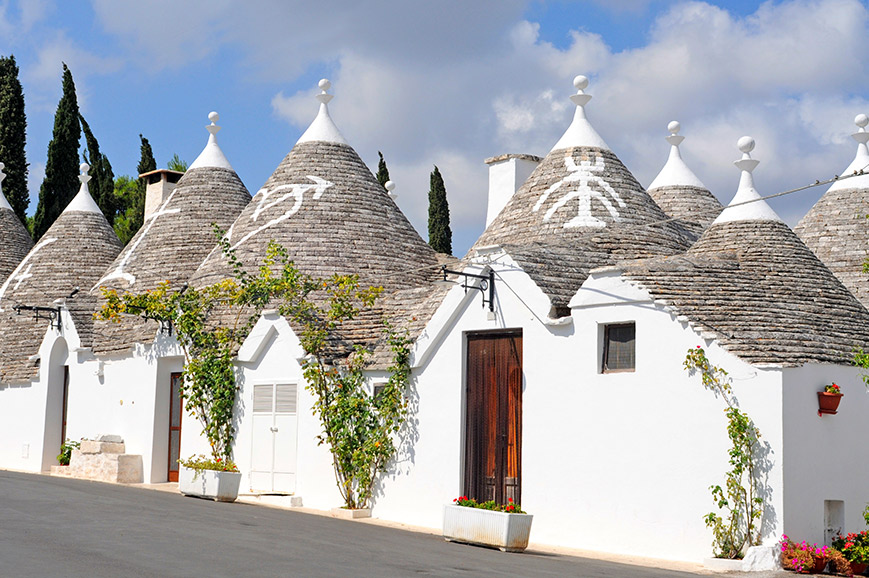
[{"x1": 602, "y1": 322, "x2": 635, "y2": 373}]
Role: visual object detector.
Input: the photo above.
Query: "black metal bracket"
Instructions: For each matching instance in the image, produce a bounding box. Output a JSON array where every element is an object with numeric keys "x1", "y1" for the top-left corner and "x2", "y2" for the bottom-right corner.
[
  {"x1": 13, "y1": 305, "x2": 62, "y2": 330},
  {"x1": 440, "y1": 265, "x2": 495, "y2": 312}
]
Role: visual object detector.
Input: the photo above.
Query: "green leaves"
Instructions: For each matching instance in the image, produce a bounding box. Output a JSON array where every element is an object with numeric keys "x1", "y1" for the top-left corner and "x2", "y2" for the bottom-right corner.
[
  {"x1": 97, "y1": 229, "x2": 412, "y2": 506},
  {"x1": 685, "y1": 347, "x2": 763, "y2": 559}
]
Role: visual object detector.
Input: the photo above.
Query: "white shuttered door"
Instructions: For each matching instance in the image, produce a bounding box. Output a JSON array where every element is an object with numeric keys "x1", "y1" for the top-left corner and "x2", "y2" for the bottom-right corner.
[{"x1": 250, "y1": 382, "x2": 298, "y2": 493}]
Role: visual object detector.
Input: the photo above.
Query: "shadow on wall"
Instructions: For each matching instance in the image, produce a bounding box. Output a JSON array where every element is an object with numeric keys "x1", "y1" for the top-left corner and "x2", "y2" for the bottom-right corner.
[
  {"x1": 373, "y1": 372, "x2": 421, "y2": 505},
  {"x1": 755, "y1": 437, "x2": 778, "y2": 541}
]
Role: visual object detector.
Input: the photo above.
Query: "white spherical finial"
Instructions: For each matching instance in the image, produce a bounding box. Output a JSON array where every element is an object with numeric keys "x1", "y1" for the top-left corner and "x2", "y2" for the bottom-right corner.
[
  {"x1": 667, "y1": 121, "x2": 681, "y2": 135},
  {"x1": 855, "y1": 114, "x2": 869, "y2": 128},
  {"x1": 0, "y1": 162, "x2": 5, "y2": 172},
  {"x1": 737, "y1": 136, "x2": 755, "y2": 154},
  {"x1": 318, "y1": 78, "x2": 331, "y2": 92},
  {"x1": 80, "y1": 162, "x2": 90, "y2": 174},
  {"x1": 384, "y1": 180, "x2": 395, "y2": 192},
  {"x1": 573, "y1": 75, "x2": 588, "y2": 91},
  {"x1": 208, "y1": 111, "x2": 219, "y2": 123}
]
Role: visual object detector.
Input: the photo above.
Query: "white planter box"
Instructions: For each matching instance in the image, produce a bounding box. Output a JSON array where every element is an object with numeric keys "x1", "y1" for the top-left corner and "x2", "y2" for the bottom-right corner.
[
  {"x1": 178, "y1": 468, "x2": 241, "y2": 502},
  {"x1": 443, "y1": 504, "x2": 533, "y2": 552}
]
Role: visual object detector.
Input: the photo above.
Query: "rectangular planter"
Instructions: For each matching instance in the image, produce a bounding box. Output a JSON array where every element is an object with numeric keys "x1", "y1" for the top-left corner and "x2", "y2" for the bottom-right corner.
[
  {"x1": 178, "y1": 468, "x2": 241, "y2": 502},
  {"x1": 443, "y1": 504, "x2": 533, "y2": 552}
]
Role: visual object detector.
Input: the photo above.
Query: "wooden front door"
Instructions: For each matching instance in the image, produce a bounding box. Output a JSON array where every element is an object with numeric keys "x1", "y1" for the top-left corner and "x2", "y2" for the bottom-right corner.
[
  {"x1": 465, "y1": 331, "x2": 522, "y2": 505},
  {"x1": 168, "y1": 372, "x2": 183, "y2": 482}
]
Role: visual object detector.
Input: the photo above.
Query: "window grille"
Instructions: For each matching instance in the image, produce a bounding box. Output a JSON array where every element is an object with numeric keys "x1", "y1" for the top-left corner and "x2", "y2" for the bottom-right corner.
[{"x1": 602, "y1": 322, "x2": 635, "y2": 372}]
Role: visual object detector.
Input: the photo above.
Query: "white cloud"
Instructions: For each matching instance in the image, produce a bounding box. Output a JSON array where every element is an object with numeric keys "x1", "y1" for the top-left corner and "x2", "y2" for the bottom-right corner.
[
  {"x1": 25, "y1": 31, "x2": 123, "y2": 112},
  {"x1": 93, "y1": 0, "x2": 869, "y2": 252}
]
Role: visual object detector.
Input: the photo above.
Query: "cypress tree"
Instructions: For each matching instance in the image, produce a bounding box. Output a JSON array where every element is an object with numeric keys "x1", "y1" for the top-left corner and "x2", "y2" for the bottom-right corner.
[
  {"x1": 0, "y1": 54, "x2": 29, "y2": 225},
  {"x1": 427, "y1": 165, "x2": 452, "y2": 255},
  {"x1": 376, "y1": 151, "x2": 390, "y2": 188},
  {"x1": 33, "y1": 63, "x2": 80, "y2": 240},
  {"x1": 79, "y1": 113, "x2": 115, "y2": 225}
]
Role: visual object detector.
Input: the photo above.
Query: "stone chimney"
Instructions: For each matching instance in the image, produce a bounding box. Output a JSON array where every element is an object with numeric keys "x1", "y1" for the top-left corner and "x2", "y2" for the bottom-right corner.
[
  {"x1": 484, "y1": 154, "x2": 541, "y2": 227},
  {"x1": 140, "y1": 169, "x2": 184, "y2": 220}
]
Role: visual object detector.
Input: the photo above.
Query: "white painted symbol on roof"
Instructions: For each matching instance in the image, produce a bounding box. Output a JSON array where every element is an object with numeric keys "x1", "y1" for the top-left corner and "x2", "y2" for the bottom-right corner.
[
  {"x1": 228, "y1": 176, "x2": 333, "y2": 250},
  {"x1": 532, "y1": 153, "x2": 625, "y2": 228},
  {"x1": 0, "y1": 237, "x2": 58, "y2": 311},
  {"x1": 95, "y1": 188, "x2": 182, "y2": 289}
]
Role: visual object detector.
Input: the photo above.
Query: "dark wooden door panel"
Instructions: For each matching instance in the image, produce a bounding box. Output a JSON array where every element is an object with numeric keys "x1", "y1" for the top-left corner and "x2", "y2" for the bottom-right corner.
[{"x1": 465, "y1": 332, "x2": 522, "y2": 505}]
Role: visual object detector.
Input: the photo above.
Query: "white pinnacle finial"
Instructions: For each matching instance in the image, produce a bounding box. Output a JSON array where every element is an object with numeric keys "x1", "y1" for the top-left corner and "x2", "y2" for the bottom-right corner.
[
  {"x1": 648, "y1": 120, "x2": 705, "y2": 190},
  {"x1": 62, "y1": 161, "x2": 101, "y2": 214},
  {"x1": 189, "y1": 110, "x2": 233, "y2": 170},
  {"x1": 316, "y1": 78, "x2": 334, "y2": 105},
  {"x1": 206, "y1": 111, "x2": 221, "y2": 136},
  {"x1": 297, "y1": 78, "x2": 347, "y2": 145},
  {"x1": 0, "y1": 161, "x2": 9, "y2": 211},
  {"x1": 551, "y1": 74, "x2": 609, "y2": 151},
  {"x1": 734, "y1": 136, "x2": 759, "y2": 173},
  {"x1": 385, "y1": 180, "x2": 397, "y2": 200},
  {"x1": 828, "y1": 113, "x2": 869, "y2": 192},
  {"x1": 713, "y1": 135, "x2": 781, "y2": 223},
  {"x1": 852, "y1": 113, "x2": 869, "y2": 146}
]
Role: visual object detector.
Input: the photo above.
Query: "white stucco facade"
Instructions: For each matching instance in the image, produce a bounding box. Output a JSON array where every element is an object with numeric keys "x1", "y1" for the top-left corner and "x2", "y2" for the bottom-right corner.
[{"x1": 3, "y1": 249, "x2": 867, "y2": 564}]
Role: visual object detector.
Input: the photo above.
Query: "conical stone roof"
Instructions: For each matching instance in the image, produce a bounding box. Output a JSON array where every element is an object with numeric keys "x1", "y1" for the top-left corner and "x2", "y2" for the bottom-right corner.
[
  {"x1": 618, "y1": 138, "x2": 869, "y2": 366},
  {"x1": 794, "y1": 114, "x2": 869, "y2": 308},
  {"x1": 189, "y1": 80, "x2": 439, "y2": 362},
  {"x1": 191, "y1": 81, "x2": 438, "y2": 292},
  {"x1": 474, "y1": 77, "x2": 692, "y2": 313},
  {"x1": 91, "y1": 113, "x2": 252, "y2": 356},
  {"x1": 646, "y1": 121, "x2": 722, "y2": 240},
  {"x1": 0, "y1": 165, "x2": 122, "y2": 383},
  {"x1": 0, "y1": 163, "x2": 33, "y2": 284}
]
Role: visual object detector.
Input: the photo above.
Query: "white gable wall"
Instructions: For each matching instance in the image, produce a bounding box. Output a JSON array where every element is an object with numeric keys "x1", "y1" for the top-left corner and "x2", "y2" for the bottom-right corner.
[
  {"x1": 372, "y1": 264, "x2": 788, "y2": 562},
  {"x1": 231, "y1": 313, "x2": 339, "y2": 503},
  {"x1": 781, "y1": 363, "x2": 869, "y2": 542}
]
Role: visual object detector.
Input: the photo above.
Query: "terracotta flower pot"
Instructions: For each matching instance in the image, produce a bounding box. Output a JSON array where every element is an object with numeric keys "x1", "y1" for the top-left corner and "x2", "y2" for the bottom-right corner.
[
  {"x1": 850, "y1": 561, "x2": 868, "y2": 576},
  {"x1": 810, "y1": 555, "x2": 828, "y2": 574},
  {"x1": 818, "y1": 391, "x2": 843, "y2": 415}
]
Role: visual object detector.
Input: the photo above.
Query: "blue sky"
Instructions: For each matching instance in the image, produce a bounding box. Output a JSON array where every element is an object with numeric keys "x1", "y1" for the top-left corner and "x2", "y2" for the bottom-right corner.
[{"x1": 2, "y1": 0, "x2": 868, "y2": 254}]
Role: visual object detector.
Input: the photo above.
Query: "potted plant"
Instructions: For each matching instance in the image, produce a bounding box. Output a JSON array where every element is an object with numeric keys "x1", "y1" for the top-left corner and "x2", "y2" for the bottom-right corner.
[
  {"x1": 56, "y1": 439, "x2": 80, "y2": 466},
  {"x1": 178, "y1": 454, "x2": 241, "y2": 502},
  {"x1": 833, "y1": 532, "x2": 869, "y2": 576},
  {"x1": 443, "y1": 497, "x2": 533, "y2": 552},
  {"x1": 818, "y1": 383, "x2": 843, "y2": 415},
  {"x1": 780, "y1": 536, "x2": 823, "y2": 573}
]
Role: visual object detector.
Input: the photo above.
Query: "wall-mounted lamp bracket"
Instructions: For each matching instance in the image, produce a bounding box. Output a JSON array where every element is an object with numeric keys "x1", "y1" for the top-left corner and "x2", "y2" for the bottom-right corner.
[
  {"x1": 13, "y1": 305, "x2": 62, "y2": 330},
  {"x1": 440, "y1": 265, "x2": 495, "y2": 312}
]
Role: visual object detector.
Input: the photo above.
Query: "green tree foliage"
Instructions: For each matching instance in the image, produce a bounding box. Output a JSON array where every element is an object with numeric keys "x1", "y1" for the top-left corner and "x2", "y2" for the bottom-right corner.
[
  {"x1": 33, "y1": 63, "x2": 80, "y2": 240},
  {"x1": 98, "y1": 231, "x2": 412, "y2": 509},
  {"x1": 0, "y1": 54, "x2": 29, "y2": 225},
  {"x1": 376, "y1": 151, "x2": 390, "y2": 188},
  {"x1": 167, "y1": 153, "x2": 188, "y2": 173},
  {"x1": 79, "y1": 113, "x2": 115, "y2": 225},
  {"x1": 427, "y1": 165, "x2": 452, "y2": 255},
  {"x1": 117, "y1": 134, "x2": 157, "y2": 244},
  {"x1": 112, "y1": 175, "x2": 140, "y2": 245}
]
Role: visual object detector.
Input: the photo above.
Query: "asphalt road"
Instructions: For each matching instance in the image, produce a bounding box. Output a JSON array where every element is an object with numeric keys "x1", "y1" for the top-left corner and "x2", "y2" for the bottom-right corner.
[{"x1": 0, "y1": 470, "x2": 716, "y2": 577}]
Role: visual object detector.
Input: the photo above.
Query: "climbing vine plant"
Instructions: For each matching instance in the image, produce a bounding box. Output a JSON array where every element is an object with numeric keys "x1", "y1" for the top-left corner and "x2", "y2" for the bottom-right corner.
[
  {"x1": 684, "y1": 346, "x2": 763, "y2": 559},
  {"x1": 97, "y1": 230, "x2": 413, "y2": 509}
]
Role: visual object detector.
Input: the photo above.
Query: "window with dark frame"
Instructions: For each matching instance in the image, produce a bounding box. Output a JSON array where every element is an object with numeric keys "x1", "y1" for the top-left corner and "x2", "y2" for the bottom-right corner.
[{"x1": 602, "y1": 322, "x2": 635, "y2": 373}]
